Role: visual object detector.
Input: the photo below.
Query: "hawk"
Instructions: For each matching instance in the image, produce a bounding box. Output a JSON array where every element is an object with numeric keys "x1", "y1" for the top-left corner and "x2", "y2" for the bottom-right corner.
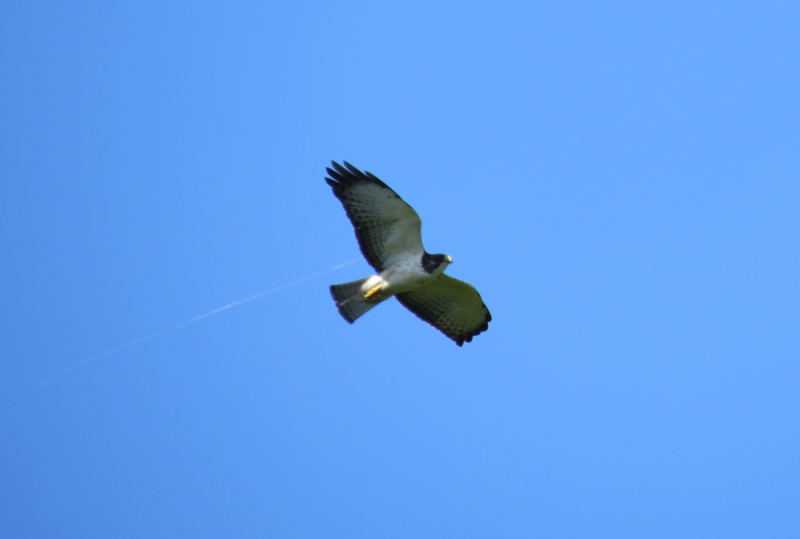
[{"x1": 325, "y1": 161, "x2": 491, "y2": 346}]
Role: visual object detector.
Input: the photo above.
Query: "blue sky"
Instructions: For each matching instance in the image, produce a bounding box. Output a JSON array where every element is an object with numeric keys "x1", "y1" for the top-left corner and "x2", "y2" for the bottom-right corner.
[{"x1": 2, "y1": 1, "x2": 799, "y2": 537}]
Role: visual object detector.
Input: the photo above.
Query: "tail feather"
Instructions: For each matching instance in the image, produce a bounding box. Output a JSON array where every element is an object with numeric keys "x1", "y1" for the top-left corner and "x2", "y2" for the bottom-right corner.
[{"x1": 330, "y1": 278, "x2": 381, "y2": 323}]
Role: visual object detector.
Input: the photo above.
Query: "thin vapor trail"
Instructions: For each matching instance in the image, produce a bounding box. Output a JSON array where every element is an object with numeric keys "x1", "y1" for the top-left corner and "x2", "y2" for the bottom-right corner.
[{"x1": 41, "y1": 259, "x2": 358, "y2": 386}]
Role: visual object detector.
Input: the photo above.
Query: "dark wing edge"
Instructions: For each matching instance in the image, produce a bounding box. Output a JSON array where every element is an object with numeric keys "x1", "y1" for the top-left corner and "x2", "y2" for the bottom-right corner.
[
  {"x1": 325, "y1": 161, "x2": 394, "y2": 192},
  {"x1": 325, "y1": 161, "x2": 404, "y2": 272},
  {"x1": 395, "y1": 275, "x2": 492, "y2": 346}
]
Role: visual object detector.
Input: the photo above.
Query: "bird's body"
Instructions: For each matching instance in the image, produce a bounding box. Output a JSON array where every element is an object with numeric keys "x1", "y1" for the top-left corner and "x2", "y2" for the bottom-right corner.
[
  {"x1": 325, "y1": 161, "x2": 491, "y2": 346},
  {"x1": 359, "y1": 254, "x2": 450, "y2": 301}
]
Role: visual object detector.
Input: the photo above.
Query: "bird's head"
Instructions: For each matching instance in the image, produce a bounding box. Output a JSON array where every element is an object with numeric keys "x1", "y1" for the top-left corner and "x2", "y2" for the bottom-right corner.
[{"x1": 422, "y1": 253, "x2": 453, "y2": 274}]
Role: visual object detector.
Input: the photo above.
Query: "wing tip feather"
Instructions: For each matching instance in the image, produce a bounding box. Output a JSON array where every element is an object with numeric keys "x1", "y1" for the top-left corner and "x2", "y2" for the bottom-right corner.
[{"x1": 325, "y1": 160, "x2": 391, "y2": 190}]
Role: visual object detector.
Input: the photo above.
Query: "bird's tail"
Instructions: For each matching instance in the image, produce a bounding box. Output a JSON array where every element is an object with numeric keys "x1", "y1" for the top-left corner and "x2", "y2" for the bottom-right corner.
[{"x1": 330, "y1": 278, "x2": 382, "y2": 323}]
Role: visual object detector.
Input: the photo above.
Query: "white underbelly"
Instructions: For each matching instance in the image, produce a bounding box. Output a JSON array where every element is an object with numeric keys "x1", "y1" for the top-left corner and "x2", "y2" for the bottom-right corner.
[{"x1": 360, "y1": 259, "x2": 435, "y2": 300}]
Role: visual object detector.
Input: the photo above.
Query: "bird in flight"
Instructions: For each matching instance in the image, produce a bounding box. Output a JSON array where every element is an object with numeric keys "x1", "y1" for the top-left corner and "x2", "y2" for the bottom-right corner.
[{"x1": 325, "y1": 161, "x2": 491, "y2": 346}]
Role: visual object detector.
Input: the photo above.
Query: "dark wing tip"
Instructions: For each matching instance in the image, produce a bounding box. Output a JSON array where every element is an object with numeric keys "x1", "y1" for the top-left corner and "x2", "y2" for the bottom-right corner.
[
  {"x1": 325, "y1": 173, "x2": 339, "y2": 187},
  {"x1": 325, "y1": 161, "x2": 391, "y2": 190},
  {"x1": 453, "y1": 309, "x2": 491, "y2": 346},
  {"x1": 342, "y1": 161, "x2": 361, "y2": 175},
  {"x1": 333, "y1": 160, "x2": 350, "y2": 175},
  {"x1": 325, "y1": 161, "x2": 352, "y2": 185}
]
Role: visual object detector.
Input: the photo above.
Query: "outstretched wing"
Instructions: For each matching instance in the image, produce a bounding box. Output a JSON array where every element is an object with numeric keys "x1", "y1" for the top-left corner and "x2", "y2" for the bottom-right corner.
[
  {"x1": 326, "y1": 161, "x2": 424, "y2": 272},
  {"x1": 396, "y1": 274, "x2": 491, "y2": 346}
]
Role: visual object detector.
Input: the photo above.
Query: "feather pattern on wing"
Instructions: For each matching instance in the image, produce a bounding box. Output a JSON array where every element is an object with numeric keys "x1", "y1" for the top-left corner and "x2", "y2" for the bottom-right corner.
[
  {"x1": 325, "y1": 162, "x2": 424, "y2": 272},
  {"x1": 395, "y1": 274, "x2": 492, "y2": 346}
]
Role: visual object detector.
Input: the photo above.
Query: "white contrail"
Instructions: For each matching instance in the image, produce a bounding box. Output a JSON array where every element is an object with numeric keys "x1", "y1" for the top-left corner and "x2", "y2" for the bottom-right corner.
[{"x1": 41, "y1": 259, "x2": 358, "y2": 386}]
